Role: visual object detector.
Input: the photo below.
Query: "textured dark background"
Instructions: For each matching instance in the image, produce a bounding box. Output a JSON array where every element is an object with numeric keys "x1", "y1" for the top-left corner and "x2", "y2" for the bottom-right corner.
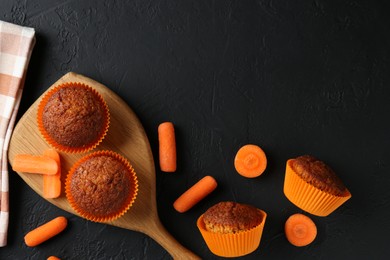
[{"x1": 1, "y1": 0, "x2": 390, "y2": 259}]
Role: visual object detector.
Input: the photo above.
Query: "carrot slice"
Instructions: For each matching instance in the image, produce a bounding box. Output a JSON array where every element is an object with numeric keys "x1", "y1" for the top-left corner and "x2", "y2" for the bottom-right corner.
[
  {"x1": 173, "y1": 176, "x2": 217, "y2": 213},
  {"x1": 47, "y1": 256, "x2": 61, "y2": 260},
  {"x1": 234, "y1": 144, "x2": 267, "y2": 178},
  {"x1": 158, "y1": 122, "x2": 176, "y2": 172},
  {"x1": 43, "y1": 149, "x2": 62, "y2": 198},
  {"x1": 24, "y1": 216, "x2": 68, "y2": 247},
  {"x1": 12, "y1": 154, "x2": 58, "y2": 175},
  {"x1": 285, "y1": 213, "x2": 317, "y2": 247}
]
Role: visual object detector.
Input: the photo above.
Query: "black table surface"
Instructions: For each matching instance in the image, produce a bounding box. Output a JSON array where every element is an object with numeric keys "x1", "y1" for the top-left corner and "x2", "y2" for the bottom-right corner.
[{"x1": 1, "y1": 1, "x2": 389, "y2": 259}]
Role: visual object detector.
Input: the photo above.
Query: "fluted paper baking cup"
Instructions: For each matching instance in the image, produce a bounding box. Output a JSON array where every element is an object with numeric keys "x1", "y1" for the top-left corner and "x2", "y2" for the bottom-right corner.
[
  {"x1": 283, "y1": 160, "x2": 351, "y2": 217},
  {"x1": 66, "y1": 150, "x2": 138, "y2": 223},
  {"x1": 37, "y1": 82, "x2": 110, "y2": 153},
  {"x1": 197, "y1": 210, "x2": 267, "y2": 258}
]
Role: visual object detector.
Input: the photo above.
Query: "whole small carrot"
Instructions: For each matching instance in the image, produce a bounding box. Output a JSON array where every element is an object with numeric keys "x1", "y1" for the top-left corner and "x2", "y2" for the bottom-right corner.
[
  {"x1": 43, "y1": 149, "x2": 62, "y2": 198},
  {"x1": 158, "y1": 122, "x2": 176, "y2": 172},
  {"x1": 12, "y1": 154, "x2": 58, "y2": 175},
  {"x1": 24, "y1": 216, "x2": 68, "y2": 247},
  {"x1": 173, "y1": 176, "x2": 218, "y2": 213}
]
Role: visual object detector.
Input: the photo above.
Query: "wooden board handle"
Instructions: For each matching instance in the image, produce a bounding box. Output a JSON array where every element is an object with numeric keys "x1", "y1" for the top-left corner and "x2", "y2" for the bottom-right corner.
[
  {"x1": 142, "y1": 218, "x2": 200, "y2": 260},
  {"x1": 9, "y1": 72, "x2": 201, "y2": 258}
]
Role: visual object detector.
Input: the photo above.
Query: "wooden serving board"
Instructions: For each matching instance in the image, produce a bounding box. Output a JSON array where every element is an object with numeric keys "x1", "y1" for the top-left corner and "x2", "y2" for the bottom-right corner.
[{"x1": 8, "y1": 72, "x2": 199, "y2": 259}]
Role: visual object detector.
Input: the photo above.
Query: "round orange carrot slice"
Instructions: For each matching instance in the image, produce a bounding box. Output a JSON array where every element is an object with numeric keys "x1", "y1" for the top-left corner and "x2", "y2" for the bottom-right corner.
[
  {"x1": 234, "y1": 144, "x2": 267, "y2": 178},
  {"x1": 285, "y1": 213, "x2": 317, "y2": 247}
]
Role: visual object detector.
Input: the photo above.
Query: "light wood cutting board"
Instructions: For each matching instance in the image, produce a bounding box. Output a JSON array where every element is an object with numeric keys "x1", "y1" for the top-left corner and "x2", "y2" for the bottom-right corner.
[{"x1": 8, "y1": 72, "x2": 199, "y2": 259}]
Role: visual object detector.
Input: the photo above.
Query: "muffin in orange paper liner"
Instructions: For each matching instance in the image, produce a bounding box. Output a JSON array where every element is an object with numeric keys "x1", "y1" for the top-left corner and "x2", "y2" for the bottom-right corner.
[
  {"x1": 197, "y1": 201, "x2": 267, "y2": 258},
  {"x1": 65, "y1": 150, "x2": 138, "y2": 223},
  {"x1": 283, "y1": 155, "x2": 351, "y2": 217},
  {"x1": 37, "y1": 82, "x2": 110, "y2": 153}
]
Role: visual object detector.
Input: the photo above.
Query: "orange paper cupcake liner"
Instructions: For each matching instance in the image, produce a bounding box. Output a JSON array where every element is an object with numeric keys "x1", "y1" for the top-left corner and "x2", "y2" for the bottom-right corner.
[
  {"x1": 283, "y1": 160, "x2": 351, "y2": 217},
  {"x1": 37, "y1": 82, "x2": 110, "y2": 153},
  {"x1": 65, "y1": 150, "x2": 138, "y2": 223},
  {"x1": 197, "y1": 210, "x2": 267, "y2": 258}
]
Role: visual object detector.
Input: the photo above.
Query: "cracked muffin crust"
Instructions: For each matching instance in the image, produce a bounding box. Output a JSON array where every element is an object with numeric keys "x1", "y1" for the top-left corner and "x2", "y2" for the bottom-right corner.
[
  {"x1": 66, "y1": 150, "x2": 138, "y2": 222},
  {"x1": 37, "y1": 82, "x2": 109, "y2": 153},
  {"x1": 203, "y1": 201, "x2": 264, "y2": 234},
  {"x1": 289, "y1": 155, "x2": 349, "y2": 196},
  {"x1": 197, "y1": 201, "x2": 267, "y2": 257}
]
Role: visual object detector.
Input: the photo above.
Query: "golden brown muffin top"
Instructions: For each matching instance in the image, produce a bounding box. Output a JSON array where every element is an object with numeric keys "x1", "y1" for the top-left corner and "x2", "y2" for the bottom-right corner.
[
  {"x1": 203, "y1": 201, "x2": 263, "y2": 234},
  {"x1": 69, "y1": 155, "x2": 131, "y2": 217},
  {"x1": 289, "y1": 155, "x2": 349, "y2": 196},
  {"x1": 42, "y1": 85, "x2": 106, "y2": 148}
]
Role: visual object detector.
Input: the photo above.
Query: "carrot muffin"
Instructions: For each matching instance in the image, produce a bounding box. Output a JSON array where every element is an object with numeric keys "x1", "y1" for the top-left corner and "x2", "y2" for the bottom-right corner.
[
  {"x1": 37, "y1": 82, "x2": 109, "y2": 153},
  {"x1": 197, "y1": 201, "x2": 267, "y2": 257},
  {"x1": 66, "y1": 150, "x2": 138, "y2": 222},
  {"x1": 283, "y1": 155, "x2": 351, "y2": 216},
  {"x1": 203, "y1": 201, "x2": 263, "y2": 234}
]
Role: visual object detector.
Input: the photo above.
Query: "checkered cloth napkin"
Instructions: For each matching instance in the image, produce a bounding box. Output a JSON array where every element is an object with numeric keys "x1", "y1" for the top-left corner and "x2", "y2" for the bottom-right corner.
[{"x1": 0, "y1": 20, "x2": 35, "y2": 247}]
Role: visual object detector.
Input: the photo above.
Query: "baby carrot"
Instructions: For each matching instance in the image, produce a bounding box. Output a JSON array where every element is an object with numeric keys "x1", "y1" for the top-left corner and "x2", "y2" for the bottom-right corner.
[
  {"x1": 158, "y1": 122, "x2": 176, "y2": 172},
  {"x1": 12, "y1": 154, "x2": 58, "y2": 175},
  {"x1": 43, "y1": 149, "x2": 62, "y2": 198},
  {"x1": 24, "y1": 216, "x2": 68, "y2": 247},
  {"x1": 173, "y1": 176, "x2": 217, "y2": 213},
  {"x1": 285, "y1": 213, "x2": 317, "y2": 247},
  {"x1": 234, "y1": 144, "x2": 267, "y2": 178}
]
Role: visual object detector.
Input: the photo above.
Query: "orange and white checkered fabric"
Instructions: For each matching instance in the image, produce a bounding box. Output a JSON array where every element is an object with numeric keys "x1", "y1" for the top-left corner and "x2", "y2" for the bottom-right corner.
[{"x1": 0, "y1": 20, "x2": 35, "y2": 247}]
